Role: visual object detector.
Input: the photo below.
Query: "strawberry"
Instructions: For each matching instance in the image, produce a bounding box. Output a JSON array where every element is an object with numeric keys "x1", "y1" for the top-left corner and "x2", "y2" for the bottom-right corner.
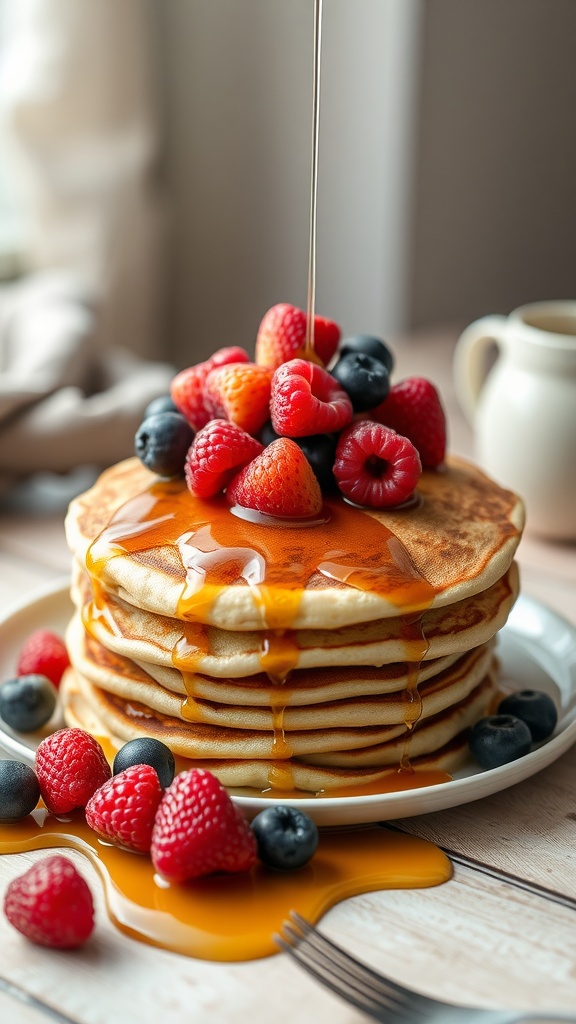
[
  {"x1": 35, "y1": 728, "x2": 111, "y2": 814},
  {"x1": 255, "y1": 303, "x2": 341, "y2": 369},
  {"x1": 171, "y1": 346, "x2": 250, "y2": 431},
  {"x1": 16, "y1": 629, "x2": 70, "y2": 689},
  {"x1": 270, "y1": 359, "x2": 353, "y2": 437},
  {"x1": 204, "y1": 363, "x2": 273, "y2": 436},
  {"x1": 85, "y1": 763, "x2": 163, "y2": 853},
  {"x1": 4, "y1": 855, "x2": 94, "y2": 948},
  {"x1": 185, "y1": 419, "x2": 263, "y2": 498},
  {"x1": 226, "y1": 438, "x2": 322, "y2": 518},
  {"x1": 371, "y1": 376, "x2": 447, "y2": 469},
  {"x1": 333, "y1": 421, "x2": 422, "y2": 508},
  {"x1": 150, "y1": 769, "x2": 257, "y2": 882}
]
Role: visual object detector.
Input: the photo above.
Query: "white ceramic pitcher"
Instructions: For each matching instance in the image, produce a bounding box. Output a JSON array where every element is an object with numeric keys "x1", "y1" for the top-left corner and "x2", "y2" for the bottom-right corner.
[{"x1": 453, "y1": 300, "x2": 576, "y2": 541}]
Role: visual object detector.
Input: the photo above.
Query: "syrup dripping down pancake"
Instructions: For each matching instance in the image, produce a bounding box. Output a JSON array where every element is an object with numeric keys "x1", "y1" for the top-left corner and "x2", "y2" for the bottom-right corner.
[
  {"x1": 60, "y1": 668, "x2": 494, "y2": 791},
  {"x1": 67, "y1": 624, "x2": 493, "y2": 732},
  {"x1": 65, "y1": 456, "x2": 524, "y2": 631},
  {"x1": 70, "y1": 560, "x2": 519, "y2": 676}
]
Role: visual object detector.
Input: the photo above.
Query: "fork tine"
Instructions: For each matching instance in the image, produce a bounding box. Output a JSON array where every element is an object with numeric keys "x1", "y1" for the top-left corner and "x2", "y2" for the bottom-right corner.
[
  {"x1": 279, "y1": 924, "x2": 408, "y2": 1017},
  {"x1": 275, "y1": 916, "x2": 417, "y2": 1023},
  {"x1": 288, "y1": 912, "x2": 421, "y2": 1011}
]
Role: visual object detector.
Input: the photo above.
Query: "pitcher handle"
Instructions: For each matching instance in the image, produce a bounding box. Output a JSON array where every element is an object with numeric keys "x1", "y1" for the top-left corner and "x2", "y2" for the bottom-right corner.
[{"x1": 453, "y1": 314, "x2": 507, "y2": 425}]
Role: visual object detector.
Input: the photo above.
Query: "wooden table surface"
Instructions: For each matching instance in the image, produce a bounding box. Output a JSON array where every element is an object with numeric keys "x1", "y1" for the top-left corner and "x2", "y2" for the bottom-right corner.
[{"x1": 0, "y1": 328, "x2": 575, "y2": 1024}]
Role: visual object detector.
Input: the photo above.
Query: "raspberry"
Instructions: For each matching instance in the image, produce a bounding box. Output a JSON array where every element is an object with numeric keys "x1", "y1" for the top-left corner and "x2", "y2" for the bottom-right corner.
[
  {"x1": 171, "y1": 347, "x2": 250, "y2": 431},
  {"x1": 255, "y1": 303, "x2": 341, "y2": 370},
  {"x1": 333, "y1": 421, "x2": 422, "y2": 508},
  {"x1": 85, "y1": 764, "x2": 163, "y2": 853},
  {"x1": 185, "y1": 419, "x2": 263, "y2": 498},
  {"x1": 204, "y1": 363, "x2": 273, "y2": 436},
  {"x1": 227, "y1": 438, "x2": 323, "y2": 518},
  {"x1": 16, "y1": 629, "x2": 70, "y2": 689},
  {"x1": 372, "y1": 376, "x2": 447, "y2": 469},
  {"x1": 35, "y1": 728, "x2": 111, "y2": 814},
  {"x1": 4, "y1": 855, "x2": 94, "y2": 948},
  {"x1": 150, "y1": 769, "x2": 257, "y2": 882},
  {"x1": 270, "y1": 359, "x2": 353, "y2": 437}
]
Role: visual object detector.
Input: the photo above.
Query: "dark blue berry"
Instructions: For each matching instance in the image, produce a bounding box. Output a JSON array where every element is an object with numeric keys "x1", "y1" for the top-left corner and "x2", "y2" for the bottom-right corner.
[
  {"x1": 250, "y1": 805, "x2": 319, "y2": 870},
  {"x1": 135, "y1": 412, "x2": 195, "y2": 478},
  {"x1": 143, "y1": 394, "x2": 178, "y2": 419},
  {"x1": 0, "y1": 760, "x2": 41, "y2": 822},
  {"x1": 113, "y1": 737, "x2": 175, "y2": 789},
  {"x1": 498, "y1": 690, "x2": 558, "y2": 743},
  {"x1": 339, "y1": 334, "x2": 394, "y2": 373},
  {"x1": 331, "y1": 353, "x2": 390, "y2": 412},
  {"x1": 259, "y1": 422, "x2": 337, "y2": 492},
  {"x1": 0, "y1": 675, "x2": 57, "y2": 732},
  {"x1": 469, "y1": 714, "x2": 532, "y2": 770}
]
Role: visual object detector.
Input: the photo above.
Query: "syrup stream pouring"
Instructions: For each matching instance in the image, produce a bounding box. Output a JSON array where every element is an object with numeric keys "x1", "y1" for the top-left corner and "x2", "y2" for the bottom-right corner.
[{"x1": 304, "y1": 0, "x2": 323, "y2": 359}]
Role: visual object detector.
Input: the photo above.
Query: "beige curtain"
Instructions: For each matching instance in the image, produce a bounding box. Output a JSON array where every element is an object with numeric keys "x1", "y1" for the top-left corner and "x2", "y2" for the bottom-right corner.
[{"x1": 0, "y1": 0, "x2": 173, "y2": 482}]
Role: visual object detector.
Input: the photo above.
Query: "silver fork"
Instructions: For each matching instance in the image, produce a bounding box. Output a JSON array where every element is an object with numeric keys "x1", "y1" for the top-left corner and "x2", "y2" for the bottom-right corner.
[{"x1": 275, "y1": 912, "x2": 576, "y2": 1024}]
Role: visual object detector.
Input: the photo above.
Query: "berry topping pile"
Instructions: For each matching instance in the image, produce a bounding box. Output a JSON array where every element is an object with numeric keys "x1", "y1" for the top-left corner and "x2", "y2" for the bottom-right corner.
[{"x1": 136, "y1": 302, "x2": 448, "y2": 517}]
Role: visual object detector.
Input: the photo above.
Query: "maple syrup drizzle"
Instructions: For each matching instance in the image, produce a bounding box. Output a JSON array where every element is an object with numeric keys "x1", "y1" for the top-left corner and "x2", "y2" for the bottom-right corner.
[
  {"x1": 85, "y1": 485, "x2": 437, "y2": 771},
  {"x1": 0, "y1": 811, "x2": 452, "y2": 961},
  {"x1": 303, "y1": 0, "x2": 323, "y2": 360}
]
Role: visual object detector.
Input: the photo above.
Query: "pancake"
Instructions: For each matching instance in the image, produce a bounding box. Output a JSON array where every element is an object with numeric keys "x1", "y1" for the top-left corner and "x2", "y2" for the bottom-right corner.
[
  {"x1": 67, "y1": 620, "x2": 493, "y2": 731},
  {"x1": 60, "y1": 668, "x2": 493, "y2": 790},
  {"x1": 71, "y1": 559, "x2": 518, "y2": 676},
  {"x1": 65, "y1": 455, "x2": 524, "y2": 631}
]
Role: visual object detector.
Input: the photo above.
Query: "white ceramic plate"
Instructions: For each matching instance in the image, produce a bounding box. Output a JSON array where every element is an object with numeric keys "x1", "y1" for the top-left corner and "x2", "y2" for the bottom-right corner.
[{"x1": 1, "y1": 581, "x2": 576, "y2": 827}]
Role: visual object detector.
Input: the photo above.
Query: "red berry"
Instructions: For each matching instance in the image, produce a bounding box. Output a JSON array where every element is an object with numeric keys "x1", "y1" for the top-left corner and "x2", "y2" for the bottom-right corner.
[
  {"x1": 4, "y1": 855, "x2": 94, "y2": 948},
  {"x1": 255, "y1": 303, "x2": 341, "y2": 369},
  {"x1": 204, "y1": 362, "x2": 273, "y2": 436},
  {"x1": 227, "y1": 438, "x2": 323, "y2": 518},
  {"x1": 16, "y1": 630, "x2": 70, "y2": 689},
  {"x1": 185, "y1": 419, "x2": 263, "y2": 498},
  {"x1": 333, "y1": 421, "x2": 422, "y2": 508},
  {"x1": 171, "y1": 347, "x2": 250, "y2": 431},
  {"x1": 85, "y1": 764, "x2": 163, "y2": 853},
  {"x1": 371, "y1": 376, "x2": 447, "y2": 469},
  {"x1": 35, "y1": 728, "x2": 111, "y2": 814},
  {"x1": 150, "y1": 769, "x2": 257, "y2": 882},
  {"x1": 270, "y1": 359, "x2": 353, "y2": 437}
]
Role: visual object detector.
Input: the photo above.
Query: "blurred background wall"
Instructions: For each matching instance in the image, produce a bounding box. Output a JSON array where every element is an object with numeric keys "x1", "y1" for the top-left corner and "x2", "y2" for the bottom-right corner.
[{"x1": 2, "y1": 0, "x2": 576, "y2": 367}]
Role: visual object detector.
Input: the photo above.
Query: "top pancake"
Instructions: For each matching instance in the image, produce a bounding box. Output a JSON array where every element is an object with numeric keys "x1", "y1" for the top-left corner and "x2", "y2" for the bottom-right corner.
[{"x1": 65, "y1": 455, "x2": 524, "y2": 631}]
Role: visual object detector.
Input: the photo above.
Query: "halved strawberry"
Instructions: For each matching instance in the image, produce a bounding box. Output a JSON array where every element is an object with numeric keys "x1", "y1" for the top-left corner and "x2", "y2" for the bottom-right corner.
[
  {"x1": 204, "y1": 363, "x2": 273, "y2": 436},
  {"x1": 255, "y1": 303, "x2": 340, "y2": 369},
  {"x1": 171, "y1": 347, "x2": 250, "y2": 431},
  {"x1": 226, "y1": 438, "x2": 322, "y2": 518},
  {"x1": 371, "y1": 377, "x2": 446, "y2": 469}
]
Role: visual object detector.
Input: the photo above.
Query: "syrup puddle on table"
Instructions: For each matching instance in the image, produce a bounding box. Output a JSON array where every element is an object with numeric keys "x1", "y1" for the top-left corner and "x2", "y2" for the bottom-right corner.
[{"x1": 0, "y1": 811, "x2": 451, "y2": 961}]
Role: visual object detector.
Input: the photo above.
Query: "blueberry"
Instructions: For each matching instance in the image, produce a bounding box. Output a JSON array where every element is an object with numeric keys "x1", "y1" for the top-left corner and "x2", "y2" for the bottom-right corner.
[
  {"x1": 0, "y1": 675, "x2": 57, "y2": 732},
  {"x1": 498, "y1": 690, "x2": 558, "y2": 743},
  {"x1": 113, "y1": 737, "x2": 175, "y2": 789},
  {"x1": 0, "y1": 760, "x2": 41, "y2": 822},
  {"x1": 143, "y1": 394, "x2": 178, "y2": 419},
  {"x1": 339, "y1": 334, "x2": 395, "y2": 373},
  {"x1": 135, "y1": 412, "x2": 195, "y2": 478},
  {"x1": 331, "y1": 353, "x2": 390, "y2": 412},
  {"x1": 469, "y1": 714, "x2": 532, "y2": 770},
  {"x1": 259, "y1": 422, "x2": 337, "y2": 492},
  {"x1": 250, "y1": 805, "x2": 319, "y2": 870}
]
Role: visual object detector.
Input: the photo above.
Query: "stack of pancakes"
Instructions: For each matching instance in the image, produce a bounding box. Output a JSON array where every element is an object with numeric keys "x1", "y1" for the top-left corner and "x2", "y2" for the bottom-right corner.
[{"x1": 62, "y1": 454, "x2": 524, "y2": 793}]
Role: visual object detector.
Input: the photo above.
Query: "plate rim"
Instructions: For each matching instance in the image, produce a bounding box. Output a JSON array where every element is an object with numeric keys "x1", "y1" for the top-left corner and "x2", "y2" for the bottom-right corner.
[{"x1": 1, "y1": 579, "x2": 575, "y2": 825}]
